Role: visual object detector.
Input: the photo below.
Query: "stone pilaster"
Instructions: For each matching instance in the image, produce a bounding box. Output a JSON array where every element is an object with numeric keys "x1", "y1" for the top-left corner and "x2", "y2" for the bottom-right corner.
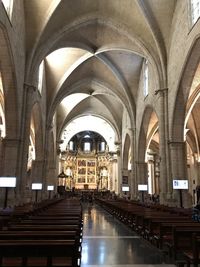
[
  {"x1": 169, "y1": 140, "x2": 191, "y2": 207},
  {"x1": 155, "y1": 88, "x2": 170, "y2": 204},
  {"x1": 196, "y1": 161, "x2": 200, "y2": 185},
  {"x1": 0, "y1": 138, "x2": 20, "y2": 208},
  {"x1": 17, "y1": 84, "x2": 37, "y2": 203},
  {"x1": 135, "y1": 161, "x2": 148, "y2": 201},
  {"x1": 136, "y1": 161, "x2": 148, "y2": 184},
  {"x1": 112, "y1": 159, "x2": 118, "y2": 194},
  {"x1": 0, "y1": 138, "x2": 20, "y2": 176},
  {"x1": 128, "y1": 128, "x2": 136, "y2": 199}
]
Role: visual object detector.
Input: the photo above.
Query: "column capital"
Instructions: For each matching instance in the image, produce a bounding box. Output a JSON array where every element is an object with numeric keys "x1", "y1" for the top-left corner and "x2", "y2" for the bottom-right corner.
[
  {"x1": 127, "y1": 128, "x2": 135, "y2": 134},
  {"x1": 46, "y1": 122, "x2": 54, "y2": 131},
  {"x1": 155, "y1": 87, "x2": 168, "y2": 95},
  {"x1": 24, "y1": 83, "x2": 37, "y2": 93}
]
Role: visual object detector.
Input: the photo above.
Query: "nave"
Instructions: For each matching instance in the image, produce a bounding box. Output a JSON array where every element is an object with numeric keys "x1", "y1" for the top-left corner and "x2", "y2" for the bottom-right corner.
[{"x1": 81, "y1": 204, "x2": 175, "y2": 267}]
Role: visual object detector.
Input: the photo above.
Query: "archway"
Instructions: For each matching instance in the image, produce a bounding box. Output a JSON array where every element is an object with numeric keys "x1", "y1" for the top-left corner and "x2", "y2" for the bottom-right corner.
[
  {"x1": 171, "y1": 37, "x2": 200, "y2": 207},
  {"x1": 137, "y1": 107, "x2": 159, "y2": 201}
]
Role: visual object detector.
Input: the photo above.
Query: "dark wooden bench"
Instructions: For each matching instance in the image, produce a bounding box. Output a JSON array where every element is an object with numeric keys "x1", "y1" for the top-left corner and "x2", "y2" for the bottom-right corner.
[
  {"x1": 145, "y1": 218, "x2": 194, "y2": 246},
  {"x1": 183, "y1": 233, "x2": 200, "y2": 267},
  {"x1": 162, "y1": 226, "x2": 200, "y2": 262},
  {"x1": 0, "y1": 239, "x2": 80, "y2": 267},
  {"x1": 13, "y1": 219, "x2": 82, "y2": 226},
  {"x1": 7, "y1": 224, "x2": 82, "y2": 236},
  {"x1": 0, "y1": 230, "x2": 82, "y2": 248}
]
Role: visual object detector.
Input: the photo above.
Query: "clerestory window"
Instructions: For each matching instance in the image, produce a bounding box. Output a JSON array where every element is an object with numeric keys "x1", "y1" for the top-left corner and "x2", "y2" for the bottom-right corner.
[
  {"x1": 143, "y1": 60, "x2": 149, "y2": 98},
  {"x1": 191, "y1": 0, "x2": 200, "y2": 25},
  {"x1": 38, "y1": 60, "x2": 44, "y2": 94},
  {"x1": 2, "y1": 0, "x2": 13, "y2": 20},
  {"x1": 84, "y1": 142, "x2": 91, "y2": 152}
]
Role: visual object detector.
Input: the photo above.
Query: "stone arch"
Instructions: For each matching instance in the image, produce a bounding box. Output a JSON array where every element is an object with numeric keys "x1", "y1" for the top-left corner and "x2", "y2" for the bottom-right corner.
[
  {"x1": 137, "y1": 105, "x2": 159, "y2": 186},
  {"x1": 26, "y1": 16, "x2": 162, "y2": 87},
  {"x1": 45, "y1": 130, "x2": 57, "y2": 186},
  {"x1": 137, "y1": 106, "x2": 155, "y2": 162},
  {"x1": 169, "y1": 37, "x2": 200, "y2": 207},
  {"x1": 48, "y1": 81, "x2": 123, "y2": 140},
  {"x1": 171, "y1": 37, "x2": 200, "y2": 142},
  {"x1": 0, "y1": 25, "x2": 18, "y2": 138},
  {"x1": 123, "y1": 133, "x2": 131, "y2": 170},
  {"x1": 31, "y1": 102, "x2": 44, "y2": 161}
]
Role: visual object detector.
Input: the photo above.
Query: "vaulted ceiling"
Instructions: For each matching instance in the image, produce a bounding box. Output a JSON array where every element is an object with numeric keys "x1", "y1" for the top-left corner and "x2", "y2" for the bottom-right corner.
[{"x1": 24, "y1": 0, "x2": 177, "y2": 142}]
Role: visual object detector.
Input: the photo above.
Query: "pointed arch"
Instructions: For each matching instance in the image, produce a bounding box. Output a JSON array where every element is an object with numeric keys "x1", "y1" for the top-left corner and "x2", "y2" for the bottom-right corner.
[
  {"x1": 171, "y1": 37, "x2": 200, "y2": 142},
  {"x1": 0, "y1": 25, "x2": 18, "y2": 138},
  {"x1": 123, "y1": 133, "x2": 131, "y2": 170},
  {"x1": 31, "y1": 102, "x2": 44, "y2": 160},
  {"x1": 137, "y1": 106, "x2": 156, "y2": 162}
]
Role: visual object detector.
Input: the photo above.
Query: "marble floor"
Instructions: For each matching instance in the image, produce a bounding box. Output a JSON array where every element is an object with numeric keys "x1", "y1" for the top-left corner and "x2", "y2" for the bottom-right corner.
[{"x1": 81, "y1": 203, "x2": 176, "y2": 267}]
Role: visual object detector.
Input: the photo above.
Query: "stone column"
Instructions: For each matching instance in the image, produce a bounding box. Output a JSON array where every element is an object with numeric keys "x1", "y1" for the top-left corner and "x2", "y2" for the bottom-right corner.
[
  {"x1": 136, "y1": 161, "x2": 148, "y2": 201},
  {"x1": 169, "y1": 140, "x2": 191, "y2": 207},
  {"x1": 147, "y1": 158, "x2": 155, "y2": 194},
  {"x1": 129, "y1": 128, "x2": 136, "y2": 199},
  {"x1": 0, "y1": 138, "x2": 20, "y2": 208},
  {"x1": 112, "y1": 159, "x2": 118, "y2": 194},
  {"x1": 46, "y1": 167, "x2": 57, "y2": 186},
  {"x1": 17, "y1": 84, "x2": 36, "y2": 204},
  {"x1": 155, "y1": 88, "x2": 170, "y2": 204},
  {"x1": 0, "y1": 138, "x2": 20, "y2": 176},
  {"x1": 196, "y1": 161, "x2": 200, "y2": 185},
  {"x1": 113, "y1": 141, "x2": 122, "y2": 195},
  {"x1": 107, "y1": 161, "x2": 114, "y2": 191},
  {"x1": 136, "y1": 161, "x2": 148, "y2": 184},
  {"x1": 31, "y1": 159, "x2": 45, "y2": 201},
  {"x1": 117, "y1": 153, "x2": 122, "y2": 196}
]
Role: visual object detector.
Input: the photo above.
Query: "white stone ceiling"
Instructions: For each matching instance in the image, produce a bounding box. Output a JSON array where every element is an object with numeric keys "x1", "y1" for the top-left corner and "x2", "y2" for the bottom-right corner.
[{"x1": 24, "y1": 0, "x2": 177, "y2": 143}]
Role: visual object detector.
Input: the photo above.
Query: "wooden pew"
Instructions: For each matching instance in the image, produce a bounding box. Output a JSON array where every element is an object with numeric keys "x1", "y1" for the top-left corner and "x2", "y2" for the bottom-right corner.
[
  {"x1": 144, "y1": 217, "x2": 194, "y2": 245},
  {"x1": 0, "y1": 239, "x2": 80, "y2": 267},
  {"x1": 162, "y1": 226, "x2": 200, "y2": 261},
  {"x1": 12, "y1": 219, "x2": 82, "y2": 226},
  {"x1": 7, "y1": 224, "x2": 82, "y2": 236},
  {"x1": 149, "y1": 222, "x2": 199, "y2": 249},
  {"x1": 0, "y1": 198, "x2": 83, "y2": 266},
  {"x1": 183, "y1": 233, "x2": 200, "y2": 267}
]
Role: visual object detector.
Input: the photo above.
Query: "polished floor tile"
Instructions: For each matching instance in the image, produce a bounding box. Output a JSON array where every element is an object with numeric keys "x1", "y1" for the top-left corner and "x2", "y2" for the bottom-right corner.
[
  {"x1": 83, "y1": 265, "x2": 176, "y2": 267},
  {"x1": 82, "y1": 265, "x2": 176, "y2": 267},
  {"x1": 81, "y1": 204, "x2": 175, "y2": 267}
]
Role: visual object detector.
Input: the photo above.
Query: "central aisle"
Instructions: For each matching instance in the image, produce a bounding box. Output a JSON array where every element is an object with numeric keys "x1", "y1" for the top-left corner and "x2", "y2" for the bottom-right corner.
[{"x1": 81, "y1": 203, "x2": 176, "y2": 267}]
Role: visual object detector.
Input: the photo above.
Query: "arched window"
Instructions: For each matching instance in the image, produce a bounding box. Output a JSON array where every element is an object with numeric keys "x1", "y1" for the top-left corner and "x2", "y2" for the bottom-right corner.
[
  {"x1": 84, "y1": 142, "x2": 91, "y2": 152},
  {"x1": 100, "y1": 141, "x2": 105, "y2": 152},
  {"x1": 191, "y1": 0, "x2": 200, "y2": 25},
  {"x1": 69, "y1": 141, "x2": 74, "y2": 151},
  {"x1": 143, "y1": 60, "x2": 149, "y2": 97},
  {"x1": 38, "y1": 60, "x2": 44, "y2": 94},
  {"x1": 2, "y1": 0, "x2": 13, "y2": 19}
]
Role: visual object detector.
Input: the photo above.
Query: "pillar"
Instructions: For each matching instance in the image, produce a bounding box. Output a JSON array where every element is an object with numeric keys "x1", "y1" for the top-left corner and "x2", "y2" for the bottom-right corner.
[
  {"x1": 136, "y1": 161, "x2": 148, "y2": 201},
  {"x1": 112, "y1": 159, "x2": 118, "y2": 194},
  {"x1": 155, "y1": 88, "x2": 170, "y2": 204},
  {"x1": 169, "y1": 140, "x2": 191, "y2": 207},
  {"x1": 17, "y1": 84, "x2": 36, "y2": 203},
  {"x1": 0, "y1": 138, "x2": 20, "y2": 207},
  {"x1": 129, "y1": 128, "x2": 136, "y2": 199}
]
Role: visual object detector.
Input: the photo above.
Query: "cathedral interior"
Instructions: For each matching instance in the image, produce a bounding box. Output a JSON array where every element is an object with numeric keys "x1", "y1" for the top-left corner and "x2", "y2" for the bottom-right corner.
[{"x1": 1, "y1": 0, "x2": 200, "y2": 209}]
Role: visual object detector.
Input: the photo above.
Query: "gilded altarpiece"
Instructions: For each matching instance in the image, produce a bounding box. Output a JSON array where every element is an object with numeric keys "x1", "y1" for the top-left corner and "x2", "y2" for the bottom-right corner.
[{"x1": 76, "y1": 158, "x2": 96, "y2": 188}]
